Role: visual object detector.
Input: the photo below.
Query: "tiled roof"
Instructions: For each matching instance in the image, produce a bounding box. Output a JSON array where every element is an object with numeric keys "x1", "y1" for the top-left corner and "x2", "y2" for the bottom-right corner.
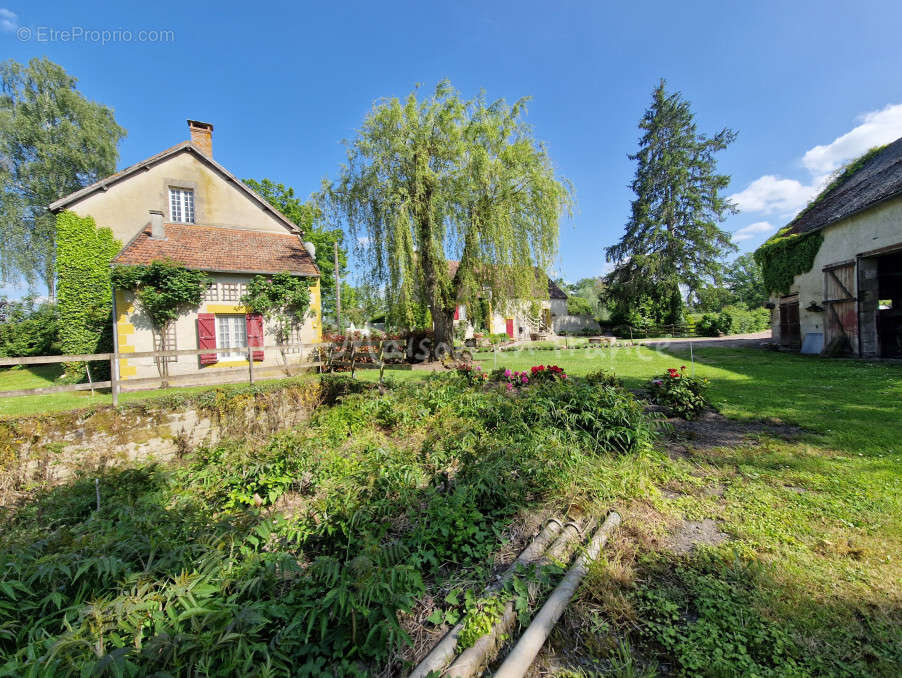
[
  {"x1": 113, "y1": 223, "x2": 319, "y2": 276},
  {"x1": 784, "y1": 136, "x2": 902, "y2": 236}
]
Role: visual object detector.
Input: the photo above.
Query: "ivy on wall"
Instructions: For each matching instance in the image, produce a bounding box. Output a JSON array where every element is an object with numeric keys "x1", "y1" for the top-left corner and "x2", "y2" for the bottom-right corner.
[
  {"x1": 753, "y1": 227, "x2": 824, "y2": 296},
  {"x1": 240, "y1": 272, "x2": 311, "y2": 344},
  {"x1": 55, "y1": 211, "x2": 121, "y2": 373}
]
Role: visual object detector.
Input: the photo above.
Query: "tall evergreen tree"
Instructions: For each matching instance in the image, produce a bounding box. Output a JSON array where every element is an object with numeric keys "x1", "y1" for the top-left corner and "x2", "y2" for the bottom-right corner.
[
  {"x1": 605, "y1": 80, "x2": 736, "y2": 325},
  {"x1": 0, "y1": 58, "x2": 126, "y2": 298}
]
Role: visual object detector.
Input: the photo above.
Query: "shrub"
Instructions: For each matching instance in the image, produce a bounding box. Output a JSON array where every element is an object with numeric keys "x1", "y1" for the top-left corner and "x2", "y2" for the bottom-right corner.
[
  {"x1": 647, "y1": 366, "x2": 711, "y2": 419},
  {"x1": 0, "y1": 297, "x2": 60, "y2": 357},
  {"x1": 455, "y1": 362, "x2": 488, "y2": 386},
  {"x1": 528, "y1": 364, "x2": 567, "y2": 383},
  {"x1": 585, "y1": 368, "x2": 621, "y2": 388},
  {"x1": 696, "y1": 305, "x2": 770, "y2": 336}
]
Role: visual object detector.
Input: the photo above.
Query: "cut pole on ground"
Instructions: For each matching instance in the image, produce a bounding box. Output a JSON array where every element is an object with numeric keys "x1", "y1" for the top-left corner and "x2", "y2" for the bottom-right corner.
[
  {"x1": 492, "y1": 511, "x2": 621, "y2": 678},
  {"x1": 409, "y1": 518, "x2": 564, "y2": 678},
  {"x1": 443, "y1": 517, "x2": 595, "y2": 678}
]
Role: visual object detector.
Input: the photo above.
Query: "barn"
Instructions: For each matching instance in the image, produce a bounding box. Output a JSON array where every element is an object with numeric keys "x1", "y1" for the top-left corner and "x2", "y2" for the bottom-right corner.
[{"x1": 759, "y1": 139, "x2": 902, "y2": 358}]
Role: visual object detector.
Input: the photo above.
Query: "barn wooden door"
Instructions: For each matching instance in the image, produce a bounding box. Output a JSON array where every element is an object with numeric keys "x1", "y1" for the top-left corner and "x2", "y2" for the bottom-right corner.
[
  {"x1": 779, "y1": 299, "x2": 801, "y2": 347},
  {"x1": 824, "y1": 263, "x2": 858, "y2": 354}
]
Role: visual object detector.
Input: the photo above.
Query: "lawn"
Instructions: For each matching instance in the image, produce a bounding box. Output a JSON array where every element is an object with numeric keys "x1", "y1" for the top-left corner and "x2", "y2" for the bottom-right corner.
[{"x1": 1, "y1": 346, "x2": 900, "y2": 675}]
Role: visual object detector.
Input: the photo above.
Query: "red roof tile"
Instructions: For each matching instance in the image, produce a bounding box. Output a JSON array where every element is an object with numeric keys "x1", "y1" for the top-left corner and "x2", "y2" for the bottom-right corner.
[{"x1": 113, "y1": 223, "x2": 319, "y2": 276}]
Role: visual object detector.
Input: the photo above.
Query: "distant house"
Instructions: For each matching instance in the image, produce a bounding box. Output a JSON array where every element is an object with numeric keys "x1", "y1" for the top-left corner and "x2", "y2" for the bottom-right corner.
[
  {"x1": 447, "y1": 260, "x2": 568, "y2": 339},
  {"x1": 760, "y1": 138, "x2": 902, "y2": 357},
  {"x1": 49, "y1": 120, "x2": 322, "y2": 383}
]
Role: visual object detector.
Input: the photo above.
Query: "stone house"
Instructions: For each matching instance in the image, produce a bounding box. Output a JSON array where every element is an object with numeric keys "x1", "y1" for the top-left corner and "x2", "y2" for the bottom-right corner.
[
  {"x1": 49, "y1": 120, "x2": 322, "y2": 384},
  {"x1": 762, "y1": 138, "x2": 902, "y2": 357}
]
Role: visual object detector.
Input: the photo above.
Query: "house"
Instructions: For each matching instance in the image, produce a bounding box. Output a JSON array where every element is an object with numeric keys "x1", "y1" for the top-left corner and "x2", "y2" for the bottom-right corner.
[
  {"x1": 760, "y1": 137, "x2": 902, "y2": 358},
  {"x1": 49, "y1": 120, "x2": 321, "y2": 383},
  {"x1": 448, "y1": 260, "x2": 568, "y2": 339}
]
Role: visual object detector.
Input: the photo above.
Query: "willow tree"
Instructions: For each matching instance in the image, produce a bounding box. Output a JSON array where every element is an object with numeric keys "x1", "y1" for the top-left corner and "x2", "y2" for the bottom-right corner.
[
  {"x1": 605, "y1": 80, "x2": 736, "y2": 325},
  {"x1": 325, "y1": 81, "x2": 572, "y2": 350}
]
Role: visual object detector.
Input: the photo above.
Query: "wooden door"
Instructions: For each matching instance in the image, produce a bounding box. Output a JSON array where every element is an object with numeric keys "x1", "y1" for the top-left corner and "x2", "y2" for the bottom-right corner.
[
  {"x1": 779, "y1": 299, "x2": 801, "y2": 347},
  {"x1": 824, "y1": 263, "x2": 858, "y2": 354},
  {"x1": 505, "y1": 318, "x2": 514, "y2": 339}
]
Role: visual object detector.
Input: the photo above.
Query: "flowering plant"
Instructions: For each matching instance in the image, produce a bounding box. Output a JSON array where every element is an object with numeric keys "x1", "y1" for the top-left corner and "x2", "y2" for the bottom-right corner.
[
  {"x1": 646, "y1": 366, "x2": 711, "y2": 419},
  {"x1": 529, "y1": 364, "x2": 568, "y2": 383},
  {"x1": 455, "y1": 362, "x2": 489, "y2": 386}
]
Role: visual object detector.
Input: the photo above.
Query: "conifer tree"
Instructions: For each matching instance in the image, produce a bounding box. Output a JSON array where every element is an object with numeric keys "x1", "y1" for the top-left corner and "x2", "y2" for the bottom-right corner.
[{"x1": 606, "y1": 80, "x2": 736, "y2": 325}]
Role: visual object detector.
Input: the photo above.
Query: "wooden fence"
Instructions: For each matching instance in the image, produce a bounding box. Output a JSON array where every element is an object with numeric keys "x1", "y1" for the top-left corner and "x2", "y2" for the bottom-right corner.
[
  {"x1": 0, "y1": 339, "x2": 428, "y2": 405},
  {"x1": 0, "y1": 343, "x2": 331, "y2": 405}
]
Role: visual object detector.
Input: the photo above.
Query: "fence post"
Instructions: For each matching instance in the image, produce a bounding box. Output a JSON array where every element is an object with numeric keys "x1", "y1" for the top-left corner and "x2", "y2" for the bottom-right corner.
[
  {"x1": 110, "y1": 353, "x2": 119, "y2": 407},
  {"x1": 247, "y1": 346, "x2": 255, "y2": 385},
  {"x1": 378, "y1": 341, "x2": 386, "y2": 386},
  {"x1": 350, "y1": 344, "x2": 357, "y2": 379}
]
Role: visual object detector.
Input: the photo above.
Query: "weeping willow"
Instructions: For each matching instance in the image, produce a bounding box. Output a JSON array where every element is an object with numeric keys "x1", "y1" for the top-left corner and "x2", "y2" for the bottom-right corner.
[{"x1": 324, "y1": 81, "x2": 572, "y2": 348}]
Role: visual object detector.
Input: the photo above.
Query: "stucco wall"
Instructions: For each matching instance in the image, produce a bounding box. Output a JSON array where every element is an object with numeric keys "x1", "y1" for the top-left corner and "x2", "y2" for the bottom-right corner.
[
  {"x1": 771, "y1": 194, "x2": 902, "y2": 350},
  {"x1": 65, "y1": 149, "x2": 290, "y2": 245},
  {"x1": 116, "y1": 275, "x2": 322, "y2": 382}
]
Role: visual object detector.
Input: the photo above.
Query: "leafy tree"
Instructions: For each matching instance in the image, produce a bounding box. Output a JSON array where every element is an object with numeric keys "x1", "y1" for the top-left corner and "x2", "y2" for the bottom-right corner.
[
  {"x1": 694, "y1": 285, "x2": 736, "y2": 313},
  {"x1": 324, "y1": 81, "x2": 572, "y2": 351},
  {"x1": 241, "y1": 272, "x2": 311, "y2": 352},
  {"x1": 243, "y1": 178, "x2": 346, "y2": 321},
  {"x1": 0, "y1": 296, "x2": 60, "y2": 357},
  {"x1": 605, "y1": 80, "x2": 736, "y2": 325},
  {"x1": 725, "y1": 253, "x2": 768, "y2": 308},
  {"x1": 111, "y1": 261, "x2": 209, "y2": 381},
  {"x1": 339, "y1": 281, "x2": 385, "y2": 328},
  {"x1": 566, "y1": 295, "x2": 594, "y2": 316},
  {"x1": 0, "y1": 58, "x2": 126, "y2": 297}
]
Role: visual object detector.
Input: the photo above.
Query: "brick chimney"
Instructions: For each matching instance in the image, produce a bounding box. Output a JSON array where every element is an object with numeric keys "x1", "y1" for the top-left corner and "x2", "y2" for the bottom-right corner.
[{"x1": 187, "y1": 120, "x2": 213, "y2": 157}]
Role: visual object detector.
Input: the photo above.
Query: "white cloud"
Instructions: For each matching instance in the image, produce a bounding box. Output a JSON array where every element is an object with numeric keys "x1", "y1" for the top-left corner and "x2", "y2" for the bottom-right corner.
[
  {"x1": 0, "y1": 8, "x2": 18, "y2": 32},
  {"x1": 730, "y1": 102, "x2": 902, "y2": 221},
  {"x1": 802, "y1": 103, "x2": 902, "y2": 175},
  {"x1": 732, "y1": 221, "x2": 776, "y2": 243},
  {"x1": 729, "y1": 175, "x2": 819, "y2": 216}
]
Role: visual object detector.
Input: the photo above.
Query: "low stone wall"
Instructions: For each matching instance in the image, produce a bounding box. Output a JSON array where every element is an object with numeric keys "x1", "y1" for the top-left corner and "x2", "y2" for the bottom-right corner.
[
  {"x1": 0, "y1": 379, "x2": 322, "y2": 503},
  {"x1": 553, "y1": 314, "x2": 601, "y2": 334}
]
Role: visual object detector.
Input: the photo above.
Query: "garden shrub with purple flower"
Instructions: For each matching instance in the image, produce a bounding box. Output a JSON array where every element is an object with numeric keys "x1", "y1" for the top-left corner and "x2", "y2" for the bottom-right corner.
[{"x1": 647, "y1": 365, "x2": 711, "y2": 419}]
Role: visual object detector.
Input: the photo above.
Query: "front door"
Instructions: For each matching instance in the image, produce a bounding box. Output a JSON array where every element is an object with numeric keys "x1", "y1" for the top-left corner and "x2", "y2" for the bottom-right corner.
[
  {"x1": 824, "y1": 263, "x2": 858, "y2": 354},
  {"x1": 505, "y1": 318, "x2": 514, "y2": 339},
  {"x1": 779, "y1": 298, "x2": 801, "y2": 348}
]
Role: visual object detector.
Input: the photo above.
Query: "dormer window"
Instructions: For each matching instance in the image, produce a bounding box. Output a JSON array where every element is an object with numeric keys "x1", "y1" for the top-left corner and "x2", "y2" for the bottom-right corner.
[{"x1": 169, "y1": 188, "x2": 195, "y2": 223}]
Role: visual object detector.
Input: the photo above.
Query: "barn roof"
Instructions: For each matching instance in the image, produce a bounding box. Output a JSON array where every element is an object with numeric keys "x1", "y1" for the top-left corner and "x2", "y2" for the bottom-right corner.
[{"x1": 784, "y1": 137, "x2": 902, "y2": 236}]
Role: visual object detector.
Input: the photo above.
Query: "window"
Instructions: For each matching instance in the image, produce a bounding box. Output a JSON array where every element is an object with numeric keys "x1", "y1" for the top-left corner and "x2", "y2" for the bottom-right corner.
[
  {"x1": 203, "y1": 282, "x2": 218, "y2": 302},
  {"x1": 169, "y1": 188, "x2": 195, "y2": 223},
  {"x1": 221, "y1": 282, "x2": 245, "y2": 302},
  {"x1": 216, "y1": 315, "x2": 247, "y2": 361}
]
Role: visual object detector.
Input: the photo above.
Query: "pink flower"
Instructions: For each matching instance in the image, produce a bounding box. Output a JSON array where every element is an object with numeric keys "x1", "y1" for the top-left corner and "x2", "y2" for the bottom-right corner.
[
  {"x1": 504, "y1": 369, "x2": 512, "y2": 378},
  {"x1": 506, "y1": 383, "x2": 513, "y2": 391},
  {"x1": 521, "y1": 375, "x2": 529, "y2": 384}
]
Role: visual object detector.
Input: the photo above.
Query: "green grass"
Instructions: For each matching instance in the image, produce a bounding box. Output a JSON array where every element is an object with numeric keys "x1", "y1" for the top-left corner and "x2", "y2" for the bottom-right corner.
[{"x1": 2, "y1": 347, "x2": 901, "y2": 674}]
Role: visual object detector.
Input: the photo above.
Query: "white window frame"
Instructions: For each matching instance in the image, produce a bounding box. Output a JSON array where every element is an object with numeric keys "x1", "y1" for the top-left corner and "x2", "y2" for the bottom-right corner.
[
  {"x1": 169, "y1": 187, "x2": 195, "y2": 223},
  {"x1": 216, "y1": 315, "x2": 247, "y2": 361}
]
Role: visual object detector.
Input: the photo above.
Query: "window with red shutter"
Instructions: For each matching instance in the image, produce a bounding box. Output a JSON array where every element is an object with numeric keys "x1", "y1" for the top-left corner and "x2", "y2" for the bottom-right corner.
[
  {"x1": 197, "y1": 313, "x2": 217, "y2": 364},
  {"x1": 454, "y1": 306, "x2": 460, "y2": 321},
  {"x1": 246, "y1": 313, "x2": 264, "y2": 361}
]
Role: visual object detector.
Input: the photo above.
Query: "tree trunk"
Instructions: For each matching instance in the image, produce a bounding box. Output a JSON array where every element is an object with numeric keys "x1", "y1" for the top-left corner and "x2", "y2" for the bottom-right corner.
[{"x1": 432, "y1": 305, "x2": 455, "y2": 359}]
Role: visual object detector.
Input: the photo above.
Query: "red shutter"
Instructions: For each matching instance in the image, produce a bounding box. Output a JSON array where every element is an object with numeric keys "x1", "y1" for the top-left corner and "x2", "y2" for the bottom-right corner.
[
  {"x1": 247, "y1": 313, "x2": 264, "y2": 361},
  {"x1": 197, "y1": 313, "x2": 217, "y2": 364},
  {"x1": 454, "y1": 305, "x2": 460, "y2": 321}
]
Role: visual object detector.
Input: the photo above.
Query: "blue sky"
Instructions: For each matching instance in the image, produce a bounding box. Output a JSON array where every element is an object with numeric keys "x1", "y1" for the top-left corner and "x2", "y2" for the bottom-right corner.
[{"x1": 3, "y1": 0, "x2": 902, "y2": 298}]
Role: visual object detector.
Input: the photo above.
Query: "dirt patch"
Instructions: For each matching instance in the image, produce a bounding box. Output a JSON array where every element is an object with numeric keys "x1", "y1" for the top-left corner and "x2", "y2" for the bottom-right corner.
[
  {"x1": 663, "y1": 411, "x2": 803, "y2": 457},
  {"x1": 665, "y1": 518, "x2": 730, "y2": 554}
]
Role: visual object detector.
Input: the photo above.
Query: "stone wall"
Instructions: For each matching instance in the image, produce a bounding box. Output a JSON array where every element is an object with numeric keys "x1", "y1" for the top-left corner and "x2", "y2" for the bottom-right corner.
[{"x1": 0, "y1": 380, "x2": 321, "y2": 503}]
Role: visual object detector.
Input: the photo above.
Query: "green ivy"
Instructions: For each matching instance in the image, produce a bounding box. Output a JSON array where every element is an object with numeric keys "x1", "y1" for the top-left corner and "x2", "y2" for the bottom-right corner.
[
  {"x1": 240, "y1": 272, "x2": 311, "y2": 343},
  {"x1": 111, "y1": 261, "x2": 209, "y2": 331},
  {"x1": 753, "y1": 228, "x2": 823, "y2": 296},
  {"x1": 55, "y1": 211, "x2": 121, "y2": 374}
]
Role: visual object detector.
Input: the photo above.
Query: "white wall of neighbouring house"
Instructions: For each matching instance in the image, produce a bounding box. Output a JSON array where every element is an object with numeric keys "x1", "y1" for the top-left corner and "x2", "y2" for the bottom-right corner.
[
  {"x1": 115, "y1": 273, "x2": 321, "y2": 383},
  {"x1": 770, "y1": 194, "x2": 902, "y2": 352}
]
